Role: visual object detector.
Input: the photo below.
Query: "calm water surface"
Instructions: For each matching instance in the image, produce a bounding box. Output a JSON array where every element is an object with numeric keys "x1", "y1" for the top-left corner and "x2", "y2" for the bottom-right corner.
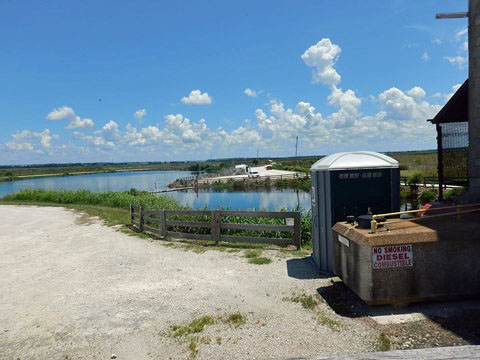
[
  {"x1": 0, "y1": 171, "x2": 311, "y2": 211},
  {"x1": 168, "y1": 189, "x2": 311, "y2": 211}
]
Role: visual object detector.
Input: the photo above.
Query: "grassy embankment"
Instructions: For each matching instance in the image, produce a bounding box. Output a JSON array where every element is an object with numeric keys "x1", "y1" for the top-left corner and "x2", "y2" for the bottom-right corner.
[
  {"x1": 0, "y1": 158, "x2": 260, "y2": 183},
  {"x1": 210, "y1": 177, "x2": 311, "y2": 192},
  {"x1": 271, "y1": 151, "x2": 438, "y2": 179},
  {"x1": 1, "y1": 189, "x2": 313, "y2": 251}
]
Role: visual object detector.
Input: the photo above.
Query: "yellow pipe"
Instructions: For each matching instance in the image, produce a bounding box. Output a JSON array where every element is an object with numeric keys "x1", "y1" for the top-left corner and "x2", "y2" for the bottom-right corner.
[
  {"x1": 372, "y1": 207, "x2": 480, "y2": 229},
  {"x1": 372, "y1": 202, "x2": 480, "y2": 219}
]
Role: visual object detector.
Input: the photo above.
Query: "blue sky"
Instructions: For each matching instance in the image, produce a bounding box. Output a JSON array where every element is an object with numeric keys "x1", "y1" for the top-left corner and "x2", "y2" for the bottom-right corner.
[{"x1": 0, "y1": 0, "x2": 469, "y2": 165}]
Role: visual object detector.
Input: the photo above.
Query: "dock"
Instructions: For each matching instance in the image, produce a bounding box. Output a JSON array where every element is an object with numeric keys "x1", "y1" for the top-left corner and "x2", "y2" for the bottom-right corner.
[{"x1": 150, "y1": 187, "x2": 195, "y2": 193}]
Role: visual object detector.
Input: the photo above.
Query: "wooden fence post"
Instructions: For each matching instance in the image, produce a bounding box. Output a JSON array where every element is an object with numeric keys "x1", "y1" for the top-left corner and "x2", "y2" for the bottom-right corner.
[
  {"x1": 130, "y1": 204, "x2": 133, "y2": 225},
  {"x1": 212, "y1": 211, "x2": 220, "y2": 242},
  {"x1": 160, "y1": 209, "x2": 167, "y2": 237},
  {"x1": 139, "y1": 206, "x2": 144, "y2": 232},
  {"x1": 293, "y1": 212, "x2": 301, "y2": 250}
]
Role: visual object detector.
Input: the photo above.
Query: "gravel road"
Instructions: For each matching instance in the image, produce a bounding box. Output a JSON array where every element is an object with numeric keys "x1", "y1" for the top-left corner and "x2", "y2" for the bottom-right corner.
[{"x1": 0, "y1": 205, "x2": 377, "y2": 359}]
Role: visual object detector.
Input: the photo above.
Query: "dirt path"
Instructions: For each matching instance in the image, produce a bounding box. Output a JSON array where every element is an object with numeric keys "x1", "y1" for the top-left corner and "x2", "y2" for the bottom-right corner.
[{"x1": 0, "y1": 205, "x2": 377, "y2": 359}]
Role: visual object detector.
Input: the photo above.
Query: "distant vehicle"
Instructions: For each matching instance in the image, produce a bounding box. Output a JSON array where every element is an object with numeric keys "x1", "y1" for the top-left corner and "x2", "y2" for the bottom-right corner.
[
  {"x1": 248, "y1": 171, "x2": 260, "y2": 178},
  {"x1": 266, "y1": 165, "x2": 273, "y2": 170}
]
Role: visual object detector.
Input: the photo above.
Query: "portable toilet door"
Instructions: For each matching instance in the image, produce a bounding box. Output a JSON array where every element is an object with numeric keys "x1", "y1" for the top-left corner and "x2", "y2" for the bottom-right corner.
[
  {"x1": 310, "y1": 151, "x2": 400, "y2": 273},
  {"x1": 310, "y1": 169, "x2": 333, "y2": 273}
]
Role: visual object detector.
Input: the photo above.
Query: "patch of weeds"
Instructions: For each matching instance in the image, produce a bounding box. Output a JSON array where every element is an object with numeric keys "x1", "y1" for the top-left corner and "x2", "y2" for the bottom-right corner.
[
  {"x1": 196, "y1": 335, "x2": 211, "y2": 344},
  {"x1": 279, "y1": 247, "x2": 311, "y2": 258},
  {"x1": 244, "y1": 249, "x2": 261, "y2": 258},
  {"x1": 224, "y1": 312, "x2": 246, "y2": 327},
  {"x1": 169, "y1": 315, "x2": 215, "y2": 338},
  {"x1": 377, "y1": 333, "x2": 391, "y2": 351},
  {"x1": 216, "y1": 336, "x2": 222, "y2": 345},
  {"x1": 188, "y1": 337, "x2": 198, "y2": 358},
  {"x1": 162, "y1": 242, "x2": 176, "y2": 248},
  {"x1": 181, "y1": 243, "x2": 208, "y2": 254},
  {"x1": 316, "y1": 314, "x2": 342, "y2": 331},
  {"x1": 248, "y1": 257, "x2": 272, "y2": 265},
  {"x1": 286, "y1": 293, "x2": 319, "y2": 310}
]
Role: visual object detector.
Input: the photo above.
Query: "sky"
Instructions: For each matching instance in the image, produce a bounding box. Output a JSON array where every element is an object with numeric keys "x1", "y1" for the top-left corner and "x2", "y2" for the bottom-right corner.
[{"x1": 0, "y1": 0, "x2": 470, "y2": 165}]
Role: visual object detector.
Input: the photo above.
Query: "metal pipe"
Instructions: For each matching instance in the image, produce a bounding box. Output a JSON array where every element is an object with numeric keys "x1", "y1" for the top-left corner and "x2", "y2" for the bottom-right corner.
[
  {"x1": 373, "y1": 207, "x2": 480, "y2": 228},
  {"x1": 369, "y1": 203, "x2": 480, "y2": 232},
  {"x1": 372, "y1": 202, "x2": 480, "y2": 219}
]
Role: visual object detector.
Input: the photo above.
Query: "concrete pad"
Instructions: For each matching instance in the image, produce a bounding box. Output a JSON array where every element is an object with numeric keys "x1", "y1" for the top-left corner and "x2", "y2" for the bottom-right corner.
[{"x1": 368, "y1": 299, "x2": 480, "y2": 324}]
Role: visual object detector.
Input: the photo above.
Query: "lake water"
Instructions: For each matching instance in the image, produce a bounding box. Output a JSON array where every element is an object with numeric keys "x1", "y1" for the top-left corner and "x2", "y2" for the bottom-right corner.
[{"x1": 0, "y1": 171, "x2": 311, "y2": 211}]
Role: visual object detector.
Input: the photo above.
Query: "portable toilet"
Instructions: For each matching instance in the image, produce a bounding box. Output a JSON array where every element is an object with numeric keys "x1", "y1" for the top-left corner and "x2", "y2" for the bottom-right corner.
[{"x1": 310, "y1": 151, "x2": 400, "y2": 273}]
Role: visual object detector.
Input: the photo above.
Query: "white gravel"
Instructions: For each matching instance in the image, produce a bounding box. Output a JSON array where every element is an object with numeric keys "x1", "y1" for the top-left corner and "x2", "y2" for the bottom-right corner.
[{"x1": 0, "y1": 205, "x2": 378, "y2": 359}]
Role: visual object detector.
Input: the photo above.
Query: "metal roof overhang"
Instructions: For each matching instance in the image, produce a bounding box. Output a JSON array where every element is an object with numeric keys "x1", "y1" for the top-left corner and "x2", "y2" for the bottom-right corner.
[{"x1": 429, "y1": 79, "x2": 468, "y2": 124}]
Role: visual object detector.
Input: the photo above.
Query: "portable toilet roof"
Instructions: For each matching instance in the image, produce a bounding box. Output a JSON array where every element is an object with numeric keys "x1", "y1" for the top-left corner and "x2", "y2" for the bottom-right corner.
[{"x1": 311, "y1": 151, "x2": 399, "y2": 171}]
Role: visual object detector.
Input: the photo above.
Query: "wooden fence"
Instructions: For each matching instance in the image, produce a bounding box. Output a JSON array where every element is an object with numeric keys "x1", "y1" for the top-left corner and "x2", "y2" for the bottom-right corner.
[{"x1": 130, "y1": 205, "x2": 301, "y2": 249}]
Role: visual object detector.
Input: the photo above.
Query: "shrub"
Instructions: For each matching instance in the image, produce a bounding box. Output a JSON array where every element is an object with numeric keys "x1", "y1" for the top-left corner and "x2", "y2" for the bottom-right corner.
[
  {"x1": 444, "y1": 187, "x2": 465, "y2": 201},
  {"x1": 419, "y1": 189, "x2": 437, "y2": 205},
  {"x1": 407, "y1": 172, "x2": 423, "y2": 186}
]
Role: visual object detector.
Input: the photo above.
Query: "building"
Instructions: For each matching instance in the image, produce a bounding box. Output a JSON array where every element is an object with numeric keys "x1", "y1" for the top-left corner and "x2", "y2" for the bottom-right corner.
[{"x1": 234, "y1": 164, "x2": 250, "y2": 174}]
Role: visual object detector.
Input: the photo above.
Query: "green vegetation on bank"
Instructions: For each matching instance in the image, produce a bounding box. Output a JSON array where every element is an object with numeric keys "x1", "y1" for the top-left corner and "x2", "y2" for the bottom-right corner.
[
  {"x1": 210, "y1": 177, "x2": 310, "y2": 192},
  {"x1": 2, "y1": 188, "x2": 182, "y2": 210}
]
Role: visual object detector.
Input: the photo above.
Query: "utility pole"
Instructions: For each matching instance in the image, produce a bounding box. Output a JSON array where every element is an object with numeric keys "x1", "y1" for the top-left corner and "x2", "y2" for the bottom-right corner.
[
  {"x1": 436, "y1": 1, "x2": 480, "y2": 200},
  {"x1": 295, "y1": 136, "x2": 298, "y2": 166}
]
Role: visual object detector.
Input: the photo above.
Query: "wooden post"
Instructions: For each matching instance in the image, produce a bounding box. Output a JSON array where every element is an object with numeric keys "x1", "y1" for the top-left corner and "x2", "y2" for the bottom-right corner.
[
  {"x1": 437, "y1": 123, "x2": 444, "y2": 201},
  {"x1": 212, "y1": 211, "x2": 220, "y2": 242},
  {"x1": 159, "y1": 209, "x2": 167, "y2": 237},
  {"x1": 130, "y1": 204, "x2": 133, "y2": 225},
  {"x1": 293, "y1": 212, "x2": 301, "y2": 250},
  {"x1": 139, "y1": 207, "x2": 144, "y2": 232}
]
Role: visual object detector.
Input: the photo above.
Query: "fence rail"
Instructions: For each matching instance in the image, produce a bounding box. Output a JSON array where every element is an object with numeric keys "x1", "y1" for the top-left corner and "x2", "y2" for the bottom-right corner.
[
  {"x1": 400, "y1": 176, "x2": 465, "y2": 188},
  {"x1": 130, "y1": 205, "x2": 301, "y2": 249}
]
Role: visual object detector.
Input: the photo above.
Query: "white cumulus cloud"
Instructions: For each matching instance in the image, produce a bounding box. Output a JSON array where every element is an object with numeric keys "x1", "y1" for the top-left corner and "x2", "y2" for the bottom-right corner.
[
  {"x1": 94, "y1": 120, "x2": 120, "y2": 140},
  {"x1": 301, "y1": 38, "x2": 341, "y2": 87},
  {"x1": 46, "y1": 106, "x2": 95, "y2": 129},
  {"x1": 66, "y1": 117, "x2": 94, "y2": 129},
  {"x1": 444, "y1": 56, "x2": 467, "y2": 68},
  {"x1": 181, "y1": 90, "x2": 213, "y2": 105},
  {"x1": 244, "y1": 88, "x2": 257, "y2": 97},
  {"x1": 421, "y1": 52, "x2": 430, "y2": 61},
  {"x1": 134, "y1": 109, "x2": 147, "y2": 121},
  {"x1": 46, "y1": 106, "x2": 75, "y2": 120},
  {"x1": 5, "y1": 129, "x2": 57, "y2": 151}
]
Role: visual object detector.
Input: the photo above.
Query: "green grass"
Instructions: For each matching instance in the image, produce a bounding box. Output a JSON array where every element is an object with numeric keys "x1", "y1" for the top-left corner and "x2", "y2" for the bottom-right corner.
[
  {"x1": 169, "y1": 316, "x2": 215, "y2": 338},
  {"x1": 2, "y1": 188, "x2": 182, "y2": 210},
  {"x1": 248, "y1": 257, "x2": 272, "y2": 265},
  {"x1": 286, "y1": 293, "x2": 318, "y2": 310},
  {"x1": 223, "y1": 312, "x2": 246, "y2": 327},
  {"x1": 388, "y1": 151, "x2": 437, "y2": 178},
  {"x1": 244, "y1": 249, "x2": 262, "y2": 258},
  {"x1": 377, "y1": 333, "x2": 392, "y2": 351},
  {"x1": 316, "y1": 314, "x2": 342, "y2": 331},
  {"x1": 188, "y1": 337, "x2": 199, "y2": 358},
  {"x1": 243, "y1": 249, "x2": 272, "y2": 264},
  {"x1": 167, "y1": 312, "x2": 245, "y2": 358}
]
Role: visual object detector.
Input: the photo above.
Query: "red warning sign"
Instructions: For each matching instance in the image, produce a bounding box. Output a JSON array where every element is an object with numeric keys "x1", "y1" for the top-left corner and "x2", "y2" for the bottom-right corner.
[{"x1": 372, "y1": 244, "x2": 413, "y2": 269}]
